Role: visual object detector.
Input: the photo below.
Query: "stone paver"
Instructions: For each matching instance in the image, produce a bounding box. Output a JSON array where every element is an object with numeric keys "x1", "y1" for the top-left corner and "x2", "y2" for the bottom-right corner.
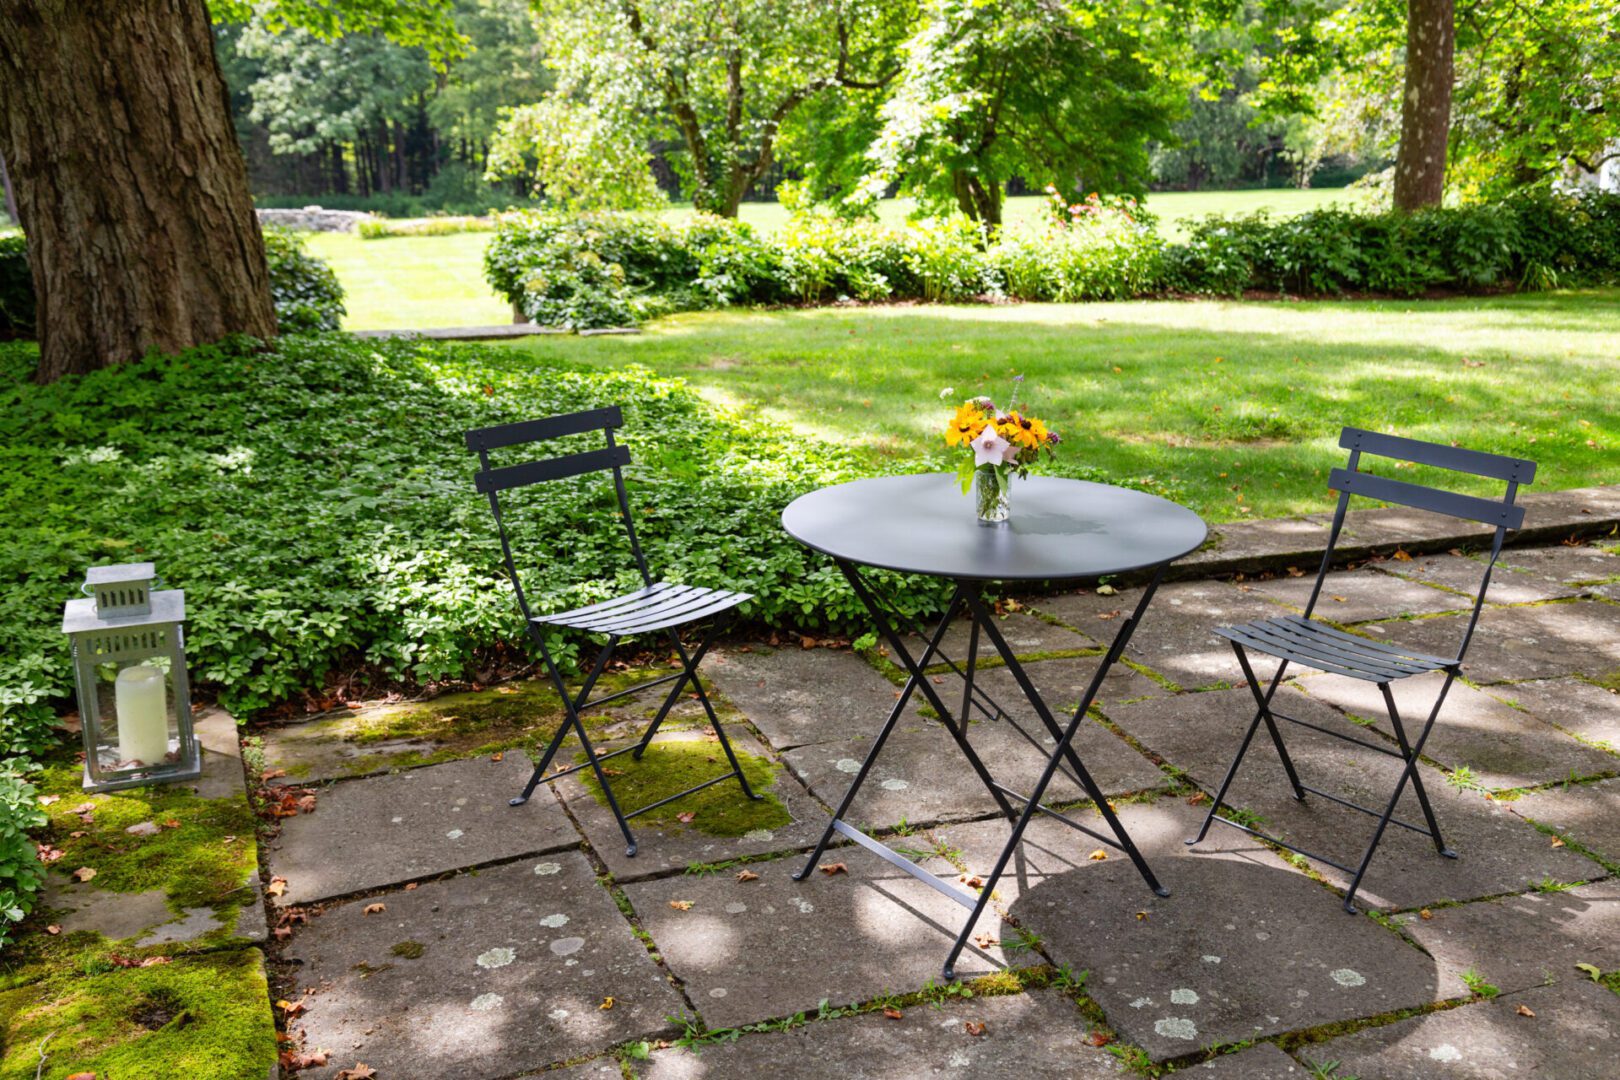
[
  {"x1": 1497, "y1": 544, "x2": 1620, "y2": 588},
  {"x1": 1246, "y1": 566, "x2": 1471, "y2": 623},
  {"x1": 709, "y1": 645, "x2": 907, "y2": 751},
  {"x1": 782, "y1": 710, "x2": 1163, "y2": 831},
  {"x1": 549, "y1": 1059, "x2": 631, "y2": 1079},
  {"x1": 899, "y1": 610, "x2": 1099, "y2": 660},
  {"x1": 1508, "y1": 776, "x2": 1620, "y2": 868},
  {"x1": 639, "y1": 990, "x2": 1123, "y2": 1079},
  {"x1": 1388, "y1": 880, "x2": 1620, "y2": 998},
  {"x1": 1179, "y1": 1043, "x2": 1304, "y2": 1078},
  {"x1": 1310, "y1": 980, "x2": 1620, "y2": 1079},
  {"x1": 1382, "y1": 550, "x2": 1583, "y2": 605},
  {"x1": 952, "y1": 801, "x2": 1441, "y2": 1061},
  {"x1": 960, "y1": 653, "x2": 1170, "y2": 716},
  {"x1": 1105, "y1": 689, "x2": 1594, "y2": 909},
  {"x1": 268, "y1": 755, "x2": 579, "y2": 905},
  {"x1": 620, "y1": 850, "x2": 1008, "y2": 1030},
  {"x1": 1296, "y1": 671, "x2": 1618, "y2": 790},
  {"x1": 555, "y1": 728, "x2": 830, "y2": 883},
  {"x1": 1375, "y1": 601, "x2": 1620, "y2": 684},
  {"x1": 1487, "y1": 677, "x2": 1620, "y2": 752},
  {"x1": 284, "y1": 852, "x2": 681, "y2": 1080}
]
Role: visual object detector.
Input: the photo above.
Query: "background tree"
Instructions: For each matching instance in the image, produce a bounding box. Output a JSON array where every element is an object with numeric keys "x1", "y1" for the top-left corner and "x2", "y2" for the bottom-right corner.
[
  {"x1": 854, "y1": 0, "x2": 1197, "y2": 227},
  {"x1": 489, "y1": 0, "x2": 914, "y2": 216},
  {"x1": 1392, "y1": 0, "x2": 1453, "y2": 209},
  {"x1": 0, "y1": 0, "x2": 461, "y2": 383}
]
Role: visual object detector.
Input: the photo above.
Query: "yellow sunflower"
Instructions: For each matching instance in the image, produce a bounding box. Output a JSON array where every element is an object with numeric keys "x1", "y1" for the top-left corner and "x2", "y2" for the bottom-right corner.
[{"x1": 944, "y1": 401, "x2": 989, "y2": 446}]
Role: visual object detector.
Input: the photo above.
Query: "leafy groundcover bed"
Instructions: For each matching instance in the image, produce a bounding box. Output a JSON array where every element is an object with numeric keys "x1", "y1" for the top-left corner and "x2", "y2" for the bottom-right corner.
[{"x1": 0, "y1": 333, "x2": 955, "y2": 762}]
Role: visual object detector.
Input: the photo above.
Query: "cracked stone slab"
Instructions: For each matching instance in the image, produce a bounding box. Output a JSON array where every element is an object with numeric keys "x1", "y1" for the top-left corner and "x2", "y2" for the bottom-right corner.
[
  {"x1": 970, "y1": 800, "x2": 1440, "y2": 1061},
  {"x1": 1295, "y1": 671, "x2": 1619, "y2": 791},
  {"x1": 1104, "y1": 689, "x2": 1594, "y2": 909},
  {"x1": 553, "y1": 727, "x2": 829, "y2": 883},
  {"x1": 550, "y1": 1060, "x2": 630, "y2": 1080},
  {"x1": 1486, "y1": 678, "x2": 1620, "y2": 753},
  {"x1": 1372, "y1": 602, "x2": 1620, "y2": 685},
  {"x1": 956, "y1": 652, "x2": 1171, "y2": 716},
  {"x1": 267, "y1": 755, "x2": 579, "y2": 905},
  {"x1": 1382, "y1": 551, "x2": 1583, "y2": 605},
  {"x1": 1179, "y1": 1043, "x2": 1305, "y2": 1078},
  {"x1": 1497, "y1": 544, "x2": 1620, "y2": 589},
  {"x1": 1311, "y1": 979, "x2": 1620, "y2": 1079},
  {"x1": 1508, "y1": 776, "x2": 1620, "y2": 868},
  {"x1": 620, "y1": 849, "x2": 1007, "y2": 1030},
  {"x1": 1389, "y1": 880, "x2": 1620, "y2": 999},
  {"x1": 284, "y1": 852, "x2": 681, "y2": 1079},
  {"x1": 639, "y1": 989, "x2": 1124, "y2": 1079},
  {"x1": 782, "y1": 708, "x2": 1163, "y2": 832},
  {"x1": 1245, "y1": 566, "x2": 1471, "y2": 624},
  {"x1": 708, "y1": 645, "x2": 910, "y2": 751}
]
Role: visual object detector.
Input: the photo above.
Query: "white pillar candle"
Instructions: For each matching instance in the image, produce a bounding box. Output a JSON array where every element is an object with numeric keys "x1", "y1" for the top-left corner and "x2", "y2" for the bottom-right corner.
[{"x1": 115, "y1": 664, "x2": 169, "y2": 767}]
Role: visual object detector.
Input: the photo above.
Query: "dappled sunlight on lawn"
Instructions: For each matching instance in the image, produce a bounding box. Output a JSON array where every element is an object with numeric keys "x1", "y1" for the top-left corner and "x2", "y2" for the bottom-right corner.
[{"x1": 510, "y1": 290, "x2": 1620, "y2": 523}]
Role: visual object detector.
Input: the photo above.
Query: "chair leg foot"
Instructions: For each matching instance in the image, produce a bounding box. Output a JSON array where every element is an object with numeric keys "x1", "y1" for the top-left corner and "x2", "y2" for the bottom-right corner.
[
  {"x1": 747, "y1": 792, "x2": 766, "y2": 802},
  {"x1": 1154, "y1": 885, "x2": 1171, "y2": 898},
  {"x1": 1342, "y1": 899, "x2": 1359, "y2": 915},
  {"x1": 1440, "y1": 847, "x2": 1459, "y2": 860},
  {"x1": 1183, "y1": 837, "x2": 1199, "y2": 847},
  {"x1": 625, "y1": 842, "x2": 638, "y2": 858},
  {"x1": 941, "y1": 962, "x2": 957, "y2": 982},
  {"x1": 509, "y1": 796, "x2": 528, "y2": 807}
]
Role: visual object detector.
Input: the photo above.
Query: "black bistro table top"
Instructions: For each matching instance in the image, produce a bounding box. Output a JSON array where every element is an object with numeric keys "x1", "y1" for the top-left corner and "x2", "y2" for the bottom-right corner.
[{"x1": 782, "y1": 473, "x2": 1207, "y2": 581}]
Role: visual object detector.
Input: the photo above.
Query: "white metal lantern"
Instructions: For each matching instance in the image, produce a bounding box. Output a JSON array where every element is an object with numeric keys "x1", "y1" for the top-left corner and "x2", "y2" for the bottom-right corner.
[{"x1": 61, "y1": 563, "x2": 199, "y2": 792}]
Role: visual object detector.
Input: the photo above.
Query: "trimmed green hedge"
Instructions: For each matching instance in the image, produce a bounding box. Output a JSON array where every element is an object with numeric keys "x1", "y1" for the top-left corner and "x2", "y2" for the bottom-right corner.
[
  {"x1": 0, "y1": 335, "x2": 955, "y2": 763},
  {"x1": 485, "y1": 191, "x2": 1620, "y2": 328},
  {"x1": 0, "y1": 228, "x2": 345, "y2": 339}
]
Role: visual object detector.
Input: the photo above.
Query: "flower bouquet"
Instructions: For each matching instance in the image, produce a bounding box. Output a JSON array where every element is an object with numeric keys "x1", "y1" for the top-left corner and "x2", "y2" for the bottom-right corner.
[{"x1": 943, "y1": 377, "x2": 1060, "y2": 524}]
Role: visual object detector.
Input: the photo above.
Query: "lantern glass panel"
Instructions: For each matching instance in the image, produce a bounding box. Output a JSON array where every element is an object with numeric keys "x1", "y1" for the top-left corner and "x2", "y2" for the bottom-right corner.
[{"x1": 86, "y1": 651, "x2": 182, "y2": 775}]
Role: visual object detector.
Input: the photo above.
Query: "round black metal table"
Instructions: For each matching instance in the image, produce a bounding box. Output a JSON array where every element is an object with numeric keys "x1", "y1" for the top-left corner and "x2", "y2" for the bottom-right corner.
[{"x1": 782, "y1": 473, "x2": 1207, "y2": 978}]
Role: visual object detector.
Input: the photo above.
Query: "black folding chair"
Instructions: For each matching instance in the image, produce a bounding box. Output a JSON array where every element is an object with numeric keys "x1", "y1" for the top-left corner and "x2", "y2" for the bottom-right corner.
[
  {"x1": 1186, "y1": 427, "x2": 1536, "y2": 912},
  {"x1": 466, "y1": 406, "x2": 761, "y2": 857}
]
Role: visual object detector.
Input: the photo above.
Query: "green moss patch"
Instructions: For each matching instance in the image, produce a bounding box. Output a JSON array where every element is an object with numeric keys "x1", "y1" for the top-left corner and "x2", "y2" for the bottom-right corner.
[
  {"x1": 0, "y1": 949, "x2": 277, "y2": 1080},
  {"x1": 578, "y1": 740, "x2": 790, "y2": 836},
  {"x1": 35, "y1": 764, "x2": 257, "y2": 911},
  {"x1": 260, "y1": 670, "x2": 720, "y2": 780},
  {"x1": 390, "y1": 939, "x2": 425, "y2": 959}
]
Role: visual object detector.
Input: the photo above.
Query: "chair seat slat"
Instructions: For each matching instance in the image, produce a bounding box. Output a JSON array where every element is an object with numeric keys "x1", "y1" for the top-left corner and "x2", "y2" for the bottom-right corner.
[
  {"x1": 558, "y1": 586, "x2": 712, "y2": 632},
  {"x1": 1261, "y1": 618, "x2": 1437, "y2": 673},
  {"x1": 1278, "y1": 615, "x2": 1454, "y2": 667},
  {"x1": 1220, "y1": 623, "x2": 1413, "y2": 680}
]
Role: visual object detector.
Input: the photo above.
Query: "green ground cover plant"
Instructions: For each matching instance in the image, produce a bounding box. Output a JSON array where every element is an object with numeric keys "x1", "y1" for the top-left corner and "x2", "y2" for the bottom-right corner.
[{"x1": 0, "y1": 334, "x2": 947, "y2": 764}]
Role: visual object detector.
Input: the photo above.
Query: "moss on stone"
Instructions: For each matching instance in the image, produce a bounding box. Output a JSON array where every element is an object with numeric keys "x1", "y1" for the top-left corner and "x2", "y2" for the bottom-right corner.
[
  {"x1": 391, "y1": 939, "x2": 425, "y2": 959},
  {"x1": 36, "y1": 764, "x2": 257, "y2": 912},
  {"x1": 0, "y1": 949, "x2": 277, "y2": 1080},
  {"x1": 577, "y1": 740, "x2": 790, "y2": 836}
]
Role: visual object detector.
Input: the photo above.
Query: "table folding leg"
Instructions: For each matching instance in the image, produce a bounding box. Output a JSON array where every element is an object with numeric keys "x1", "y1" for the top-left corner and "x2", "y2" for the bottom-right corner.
[{"x1": 795, "y1": 560, "x2": 1172, "y2": 979}]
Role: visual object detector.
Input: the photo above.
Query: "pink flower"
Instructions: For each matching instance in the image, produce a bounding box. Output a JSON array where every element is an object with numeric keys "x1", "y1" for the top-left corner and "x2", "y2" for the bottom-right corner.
[{"x1": 970, "y1": 425, "x2": 1011, "y2": 468}]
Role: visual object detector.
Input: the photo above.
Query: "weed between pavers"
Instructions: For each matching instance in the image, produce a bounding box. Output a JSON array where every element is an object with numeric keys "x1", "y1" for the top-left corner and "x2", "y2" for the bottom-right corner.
[{"x1": 576, "y1": 741, "x2": 790, "y2": 836}]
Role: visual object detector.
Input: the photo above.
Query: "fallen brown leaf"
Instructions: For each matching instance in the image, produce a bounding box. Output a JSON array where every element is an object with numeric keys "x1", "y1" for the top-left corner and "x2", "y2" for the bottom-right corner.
[
  {"x1": 676, "y1": 811, "x2": 696, "y2": 824},
  {"x1": 1088, "y1": 849, "x2": 1108, "y2": 862},
  {"x1": 1393, "y1": 548, "x2": 1413, "y2": 561},
  {"x1": 599, "y1": 996, "x2": 615, "y2": 1010},
  {"x1": 362, "y1": 903, "x2": 386, "y2": 915},
  {"x1": 963, "y1": 1020, "x2": 986, "y2": 1037},
  {"x1": 883, "y1": 1006, "x2": 904, "y2": 1020},
  {"x1": 161, "y1": 818, "x2": 181, "y2": 829},
  {"x1": 491, "y1": 752, "x2": 504, "y2": 762},
  {"x1": 272, "y1": 926, "x2": 293, "y2": 941},
  {"x1": 39, "y1": 794, "x2": 59, "y2": 806},
  {"x1": 1186, "y1": 793, "x2": 1208, "y2": 806},
  {"x1": 266, "y1": 876, "x2": 287, "y2": 897},
  {"x1": 1551, "y1": 837, "x2": 1566, "y2": 848},
  {"x1": 735, "y1": 869, "x2": 759, "y2": 882},
  {"x1": 1419, "y1": 909, "x2": 1433, "y2": 920},
  {"x1": 404, "y1": 882, "x2": 418, "y2": 890},
  {"x1": 70, "y1": 866, "x2": 96, "y2": 883},
  {"x1": 69, "y1": 830, "x2": 87, "y2": 838},
  {"x1": 65, "y1": 1074, "x2": 97, "y2": 1080},
  {"x1": 46, "y1": 924, "x2": 62, "y2": 935},
  {"x1": 36, "y1": 843, "x2": 63, "y2": 864},
  {"x1": 1135, "y1": 911, "x2": 1149, "y2": 921},
  {"x1": 1516, "y1": 1004, "x2": 1536, "y2": 1018},
  {"x1": 973, "y1": 932, "x2": 998, "y2": 949},
  {"x1": 335, "y1": 1066, "x2": 377, "y2": 1080},
  {"x1": 820, "y1": 863, "x2": 849, "y2": 876},
  {"x1": 277, "y1": 998, "x2": 308, "y2": 1017},
  {"x1": 669, "y1": 899, "x2": 695, "y2": 911},
  {"x1": 1087, "y1": 1030, "x2": 1112, "y2": 1047}
]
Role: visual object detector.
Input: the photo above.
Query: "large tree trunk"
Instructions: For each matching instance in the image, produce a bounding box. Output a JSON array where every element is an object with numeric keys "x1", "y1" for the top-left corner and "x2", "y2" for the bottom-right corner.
[
  {"x1": 0, "y1": 0, "x2": 276, "y2": 383},
  {"x1": 0, "y1": 151, "x2": 18, "y2": 224},
  {"x1": 1393, "y1": 0, "x2": 1455, "y2": 211}
]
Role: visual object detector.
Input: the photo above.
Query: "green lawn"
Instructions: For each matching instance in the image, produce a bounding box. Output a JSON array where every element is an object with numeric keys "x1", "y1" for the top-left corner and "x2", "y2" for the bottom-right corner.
[
  {"x1": 313, "y1": 188, "x2": 1352, "y2": 330},
  {"x1": 501, "y1": 291, "x2": 1620, "y2": 524}
]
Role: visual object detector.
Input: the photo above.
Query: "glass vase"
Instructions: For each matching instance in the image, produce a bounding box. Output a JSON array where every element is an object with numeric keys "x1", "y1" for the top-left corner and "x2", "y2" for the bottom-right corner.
[{"x1": 974, "y1": 466, "x2": 1010, "y2": 525}]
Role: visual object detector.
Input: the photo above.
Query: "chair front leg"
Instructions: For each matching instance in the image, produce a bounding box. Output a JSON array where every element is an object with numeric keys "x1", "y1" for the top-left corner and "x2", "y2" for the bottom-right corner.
[{"x1": 511, "y1": 634, "x2": 618, "y2": 807}]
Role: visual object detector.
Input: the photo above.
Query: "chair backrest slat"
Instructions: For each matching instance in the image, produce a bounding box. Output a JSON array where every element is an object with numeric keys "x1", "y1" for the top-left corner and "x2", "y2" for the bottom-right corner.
[
  {"x1": 465, "y1": 406, "x2": 624, "y2": 454},
  {"x1": 1327, "y1": 467, "x2": 1525, "y2": 530},
  {"x1": 1339, "y1": 428, "x2": 1535, "y2": 484},
  {"x1": 475, "y1": 444, "x2": 631, "y2": 494}
]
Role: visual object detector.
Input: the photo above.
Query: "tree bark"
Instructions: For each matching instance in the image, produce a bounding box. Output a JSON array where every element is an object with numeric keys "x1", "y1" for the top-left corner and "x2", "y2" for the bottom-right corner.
[
  {"x1": 0, "y1": 150, "x2": 18, "y2": 224},
  {"x1": 0, "y1": 0, "x2": 276, "y2": 382},
  {"x1": 1393, "y1": 0, "x2": 1455, "y2": 211}
]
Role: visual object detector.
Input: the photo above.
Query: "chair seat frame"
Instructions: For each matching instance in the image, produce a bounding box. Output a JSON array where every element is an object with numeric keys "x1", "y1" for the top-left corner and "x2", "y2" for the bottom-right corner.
[
  {"x1": 1186, "y1": 427, "x2": 1537, "y2": 913},
  {"x1": 467, "y1": 407, "x2": 761, "y2": 857}
]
